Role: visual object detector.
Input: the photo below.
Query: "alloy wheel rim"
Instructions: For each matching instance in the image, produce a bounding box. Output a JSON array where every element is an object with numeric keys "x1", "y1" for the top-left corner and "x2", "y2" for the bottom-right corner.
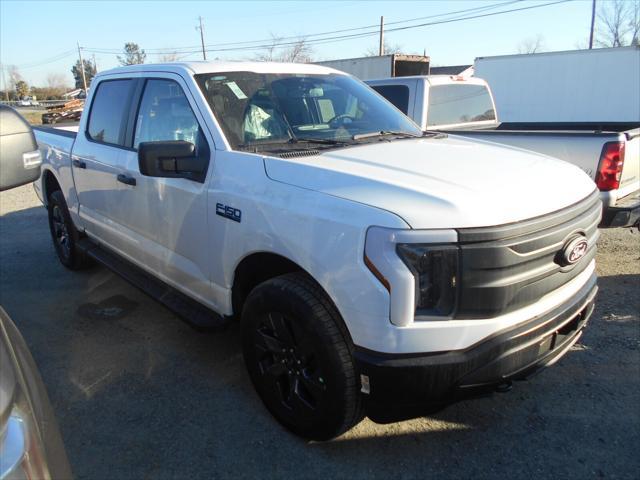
[
  {"x1": 52, "y1": 206, "x2": 70, "y2": 258},
  {"x1": 253, "y1": 312, "x2": 327, "y2": 421}
]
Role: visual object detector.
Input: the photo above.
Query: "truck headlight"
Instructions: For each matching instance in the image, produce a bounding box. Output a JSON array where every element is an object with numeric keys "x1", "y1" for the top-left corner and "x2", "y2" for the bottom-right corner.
[
  {"x1": 364, "y1": 226, "x2": 459, "y2": 326},
  {"x1": 396, "y1": 244, "x2": 458, "y2": 317}
]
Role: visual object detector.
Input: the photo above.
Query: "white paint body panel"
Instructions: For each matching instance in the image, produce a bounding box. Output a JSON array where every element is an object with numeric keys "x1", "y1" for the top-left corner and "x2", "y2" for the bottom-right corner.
[
  {"x1": 34, "y1": 61, "x2": 597, "y2": 355},
  {"x1": 264, "y1": 136, "x2": 595, "y2": 229}
]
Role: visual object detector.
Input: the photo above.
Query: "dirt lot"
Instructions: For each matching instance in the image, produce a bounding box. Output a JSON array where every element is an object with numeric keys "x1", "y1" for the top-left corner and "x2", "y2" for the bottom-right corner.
[{"x1": 1, "y1": 184, "x2": 638, "y2": 479}]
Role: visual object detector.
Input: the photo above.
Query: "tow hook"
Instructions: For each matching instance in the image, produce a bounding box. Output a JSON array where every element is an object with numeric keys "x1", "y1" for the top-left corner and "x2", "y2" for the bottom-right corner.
[{"x1": 495, "y1": 381, "x2": 513, "y2": 393}]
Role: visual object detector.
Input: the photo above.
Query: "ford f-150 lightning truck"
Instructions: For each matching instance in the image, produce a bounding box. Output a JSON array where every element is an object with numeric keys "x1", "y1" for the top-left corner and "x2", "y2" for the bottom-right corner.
[{"x1": 34, "y1": 62, "x2": 600, "y2": 440}]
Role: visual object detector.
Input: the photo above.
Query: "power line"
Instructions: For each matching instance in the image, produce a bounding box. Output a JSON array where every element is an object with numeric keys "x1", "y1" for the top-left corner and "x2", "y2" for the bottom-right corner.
[
  {"x1": 11, "y1": 50, "x2": 76, "y2": 69},
  {"x1": 83, "y1": 0, "x2": 524, "y2": 55},
  {"x1": 80, "y1": 0, "x2": 573, "y2": 58}
]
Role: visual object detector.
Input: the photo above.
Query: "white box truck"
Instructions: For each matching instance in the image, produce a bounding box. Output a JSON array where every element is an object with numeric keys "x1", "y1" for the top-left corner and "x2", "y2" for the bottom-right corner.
[
  {"x1": 315, "y1": 54, "x2": 430, "y2": 80},
  {"x1": 473, "y1": 46, "x2": 640, "y2": 123}
]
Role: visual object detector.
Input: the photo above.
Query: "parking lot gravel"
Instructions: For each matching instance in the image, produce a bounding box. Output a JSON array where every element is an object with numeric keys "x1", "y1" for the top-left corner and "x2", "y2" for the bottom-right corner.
[{"x1": 1, "y1": 184, "x2": 638, "y2": 479}]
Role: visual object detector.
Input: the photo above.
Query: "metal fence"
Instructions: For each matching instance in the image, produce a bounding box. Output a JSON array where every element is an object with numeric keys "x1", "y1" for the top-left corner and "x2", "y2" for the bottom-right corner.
[{"x1": 0, "y1": 100, "x2": 69, "y2": 108}]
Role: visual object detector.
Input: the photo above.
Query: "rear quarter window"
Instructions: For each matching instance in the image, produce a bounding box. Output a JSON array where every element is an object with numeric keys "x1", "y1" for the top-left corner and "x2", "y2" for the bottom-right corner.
[
  {"x1": 87, "y1": 79, "x2": 134, "y2": 145},
  {"x1": 371, "y1": 85, "x2": 410, "y2": 114},
  {"x1": 427, "y1": 84, "x2": 496, "y2": 127}
]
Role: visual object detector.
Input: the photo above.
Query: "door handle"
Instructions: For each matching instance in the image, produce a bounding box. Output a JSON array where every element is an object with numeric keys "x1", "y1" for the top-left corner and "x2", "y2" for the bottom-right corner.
[
  {"x1": 117, "y1": 173, "x2": 136, "y2": 186},
  {"x1": 72, "y1": 159, "x2": 86, "y2": 169}
]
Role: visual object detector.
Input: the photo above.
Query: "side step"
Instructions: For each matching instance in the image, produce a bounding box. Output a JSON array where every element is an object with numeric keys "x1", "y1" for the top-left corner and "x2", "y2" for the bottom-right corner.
[{"x1": 77, "y1": 238, "x2": 230, "y2": 331}]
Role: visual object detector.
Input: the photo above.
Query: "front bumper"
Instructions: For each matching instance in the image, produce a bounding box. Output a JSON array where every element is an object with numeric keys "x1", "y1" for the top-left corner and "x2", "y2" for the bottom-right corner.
[
  {"x1": 355, "y1": 272, "x2": 598, "y2": 423},
  {"x1": 600, "y1": 191, "x2": 640, "y2": 228}
]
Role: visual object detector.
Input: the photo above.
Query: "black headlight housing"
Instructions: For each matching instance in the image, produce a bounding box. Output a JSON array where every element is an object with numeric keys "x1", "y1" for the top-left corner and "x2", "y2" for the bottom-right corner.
[{"x1": 396, "y1": 244, "x2": 459, "y2": 318}]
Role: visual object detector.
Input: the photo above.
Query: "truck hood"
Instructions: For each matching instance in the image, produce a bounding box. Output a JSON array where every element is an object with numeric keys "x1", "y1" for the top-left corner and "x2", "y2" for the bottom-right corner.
[{"x1": 263, "y1": 135, "x2": 596, "y2": 229}]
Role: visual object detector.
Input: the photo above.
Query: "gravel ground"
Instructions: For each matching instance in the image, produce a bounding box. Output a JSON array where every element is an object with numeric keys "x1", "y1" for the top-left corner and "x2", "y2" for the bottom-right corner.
[{"x1": 1, "y1": 184, "x2": 638, "y2": 480}]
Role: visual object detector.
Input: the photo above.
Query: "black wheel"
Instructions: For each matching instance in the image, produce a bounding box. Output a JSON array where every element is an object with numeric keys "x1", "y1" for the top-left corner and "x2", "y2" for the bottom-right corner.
[
  {"x1": 47, "y1": 190, "x2": 92, "y2": 270},
  {"x1": 241, "y1": 272, "x2": 363, "y2": 440}
]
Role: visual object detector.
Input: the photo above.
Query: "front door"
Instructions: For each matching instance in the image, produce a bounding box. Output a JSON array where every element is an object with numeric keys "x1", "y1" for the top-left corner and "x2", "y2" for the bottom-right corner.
[{"x1": 114, "y1": 76, "x2": 215, "y2": 307}]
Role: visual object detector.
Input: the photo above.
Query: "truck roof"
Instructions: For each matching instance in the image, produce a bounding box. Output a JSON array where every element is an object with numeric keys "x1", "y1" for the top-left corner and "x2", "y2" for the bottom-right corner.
[{"x1": 96, "y1": 61, "x2": 345, "y2": 78}]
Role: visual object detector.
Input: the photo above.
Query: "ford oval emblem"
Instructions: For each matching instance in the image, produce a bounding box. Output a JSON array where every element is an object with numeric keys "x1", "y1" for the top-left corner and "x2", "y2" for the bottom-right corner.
[{"x1": 562, "y1": 236, "x2": 589, "y2": 265}]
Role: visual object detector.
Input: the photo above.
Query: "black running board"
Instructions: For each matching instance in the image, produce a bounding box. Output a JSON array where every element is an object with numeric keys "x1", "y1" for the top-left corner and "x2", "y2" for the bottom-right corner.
[{"x1": 77, "y1": 238, "x2": 230, "y2": 331}]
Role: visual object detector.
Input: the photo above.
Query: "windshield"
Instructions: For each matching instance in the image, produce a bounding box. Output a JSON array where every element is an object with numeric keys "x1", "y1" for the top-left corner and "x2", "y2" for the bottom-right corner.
[
  {"x1": 427, "y1": 84, "x2": 496, "y2": 127},
  {"x1": 195, "y1": 72, "x2": 422, "y2": 152}
]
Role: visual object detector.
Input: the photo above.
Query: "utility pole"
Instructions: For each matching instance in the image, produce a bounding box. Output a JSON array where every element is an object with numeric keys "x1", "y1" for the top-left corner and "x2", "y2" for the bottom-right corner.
[
  {"x1": 588, "y1": 0, "x2": 596, "y2": 49},
  {"x1": 197, "y1": 16, "x2": 207, "y2": 60},
  {"x1": 379, "y1": 16, "x2": 384, "y2": 56},
  {"x1": 77, "y1": 42, "x2": 88, "y2": 92}
]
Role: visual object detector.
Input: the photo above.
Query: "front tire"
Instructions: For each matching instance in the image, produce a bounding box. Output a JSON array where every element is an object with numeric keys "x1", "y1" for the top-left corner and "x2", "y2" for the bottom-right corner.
[
  {"x1": 47, "y1": 190, "x2": 92, "y2": 270},
  {"x1": 241, "y1": 273, "x2": 363, "y2": 440}
]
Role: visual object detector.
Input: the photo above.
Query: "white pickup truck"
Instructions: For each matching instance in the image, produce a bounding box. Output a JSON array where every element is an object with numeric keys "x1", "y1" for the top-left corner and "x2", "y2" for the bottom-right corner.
[
  {"x1": 367, "y1": 75, "x2": 640, "y2": 229},
  {"x1": 34, "y1": 62, "x2": 600, "y2": 440}
]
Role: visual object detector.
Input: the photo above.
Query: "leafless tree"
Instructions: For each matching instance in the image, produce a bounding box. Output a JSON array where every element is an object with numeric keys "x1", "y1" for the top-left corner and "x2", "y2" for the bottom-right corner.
[
  {"x1": 364, "y1": 40, "x2": 403, "y2": 56},
  {"x1": 158, "y1": 52, "x2": 180, "y2": 62},
  {"x1": 6, "y1": 65, "x2": 22, "y2": 90},
  {"x1": 630, "y1": 0, "x2": 640, "y2": 45},
  {"x1": 46, "y1": 73, "x2": 68, "y2": 90},
  {"x1": 255, "y1": 34, "x2": 313, "y2": 63},
  {"x1": 517, "y1": 34, "x2": 545, "y2": 54},
  {"x1": 596, "y1": 0, "x2": 639, "y2": 47}
]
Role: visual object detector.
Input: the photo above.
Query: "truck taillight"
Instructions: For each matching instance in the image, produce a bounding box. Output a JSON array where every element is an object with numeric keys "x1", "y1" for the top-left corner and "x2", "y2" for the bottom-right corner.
[{"x1": 596, "y1": 142, "x2": 625, "y2": 191}]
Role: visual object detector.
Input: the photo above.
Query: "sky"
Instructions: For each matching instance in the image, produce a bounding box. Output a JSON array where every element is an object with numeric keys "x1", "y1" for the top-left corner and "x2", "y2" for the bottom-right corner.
[{"x1": 0, "y1": 0, "x2": 598, "y2": 87}]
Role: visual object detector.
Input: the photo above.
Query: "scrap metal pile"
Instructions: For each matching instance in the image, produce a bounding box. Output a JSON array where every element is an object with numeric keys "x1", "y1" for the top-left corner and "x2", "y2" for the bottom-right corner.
[{"x1": 42, "y1": 99, "x2": 84, "y2": 124}]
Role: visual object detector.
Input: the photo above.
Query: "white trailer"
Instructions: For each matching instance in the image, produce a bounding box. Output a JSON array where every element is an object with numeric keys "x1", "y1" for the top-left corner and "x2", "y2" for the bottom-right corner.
[
  {"x1": 473, "y1": 46, "x2": 640, "y2": 123},
  {"x1": 315, "y1": 54, "x2": 430, "y2": 80}
]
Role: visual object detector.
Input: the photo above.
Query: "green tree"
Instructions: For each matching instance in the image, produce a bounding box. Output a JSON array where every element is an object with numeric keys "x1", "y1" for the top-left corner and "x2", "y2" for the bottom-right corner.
[
  {"x1": 15, "y1": 80, "x2": 29, "y2": 98},
  {"x1": 71, "y1": 59, "x2": 97, "y2": 89},
  {"x1": 118, "y1": 42, "x2": 146, "y2": 65}
]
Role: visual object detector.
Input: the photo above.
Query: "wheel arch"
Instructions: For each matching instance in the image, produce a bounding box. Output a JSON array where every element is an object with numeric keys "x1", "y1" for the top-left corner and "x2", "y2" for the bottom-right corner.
[
  {"x1": 42, "y1": 168, "x2": 62, "y2": 205},
  {"x1": 231, "y1": 251, "x2": 337, "y2": 320}
]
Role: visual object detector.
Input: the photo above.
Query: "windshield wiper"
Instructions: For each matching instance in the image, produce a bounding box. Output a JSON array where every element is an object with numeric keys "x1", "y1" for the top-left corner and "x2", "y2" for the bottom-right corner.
[
  {"x1": 290, "y1": 137, "x2": 352, "y2": 145},
  {"x1": 422, "y1": 131, "x2": 448, "y2": 139},
  {"x1": 352, "y1": 130, "x2": 422, "y2": 141}
]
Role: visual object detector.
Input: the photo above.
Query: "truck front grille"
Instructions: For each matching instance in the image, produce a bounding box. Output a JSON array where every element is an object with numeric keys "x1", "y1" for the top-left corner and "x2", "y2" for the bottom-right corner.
[{"x1": 454, "y1": 190, "x2": 601, "y2": 319}]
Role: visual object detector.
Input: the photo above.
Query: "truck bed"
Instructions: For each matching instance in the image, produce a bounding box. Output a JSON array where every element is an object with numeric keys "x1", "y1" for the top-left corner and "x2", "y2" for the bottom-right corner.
[
  {"x1": 33, "y1": 124, "x2": 79, "y2": 139},
  {"x1": 495, "y1": 122, "x2": 640, "y2": 133},
  {"x1": 441, "y1": 122, "x2": 640, "y2": 211}
]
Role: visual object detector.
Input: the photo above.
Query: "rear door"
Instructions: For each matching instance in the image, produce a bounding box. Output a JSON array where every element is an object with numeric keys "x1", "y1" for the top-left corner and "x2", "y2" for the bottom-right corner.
[{"x1": 71, "y1": 78, "x2": 136, "y2": 245}]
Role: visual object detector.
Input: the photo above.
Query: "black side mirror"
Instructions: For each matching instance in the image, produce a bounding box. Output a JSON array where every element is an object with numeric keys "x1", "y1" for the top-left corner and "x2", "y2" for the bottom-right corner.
[
  {"x1": 0, "y1": 106, "x2": 42, "y2": 191},
  {"x1": 138, "y1": 140, "x2": 207, "y2": 182}
]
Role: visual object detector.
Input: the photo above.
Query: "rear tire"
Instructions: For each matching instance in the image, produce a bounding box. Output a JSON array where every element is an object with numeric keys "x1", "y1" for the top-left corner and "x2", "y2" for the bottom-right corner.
[
  {"x1": 241, "y1": 272, "x2": 363, "y2": 440},
  {"x1": 47, "y1": 190, "x2": 92, "y2": 270}
]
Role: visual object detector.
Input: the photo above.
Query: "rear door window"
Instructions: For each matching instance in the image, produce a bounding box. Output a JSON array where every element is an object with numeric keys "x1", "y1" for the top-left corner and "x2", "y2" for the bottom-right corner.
[
  {"x1": 87, "y1": 79, "x2": 134, "y2": 145},
  {"x1": 371, "y1": 85, "x2": 410, "y2": 114}
]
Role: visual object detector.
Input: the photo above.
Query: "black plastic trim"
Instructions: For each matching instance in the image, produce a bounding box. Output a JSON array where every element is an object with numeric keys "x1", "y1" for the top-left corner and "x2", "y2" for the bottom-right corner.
[
  {"x1": 600, "y1": 193, "x2": 640, "y2": 228},
  {"x1": 76, "y1": 238, "x2": 230, "y2": 331},
  {"x1": 456, "y1": 189, "x2": 600, "y2": 243},
  {"x1": 355, "y1": 273, "x2": 597, "y2": 422},
  {"x1": 452, "y1": 190, "x2": 601, "y2": 318},
  {"x1": 84, "y1": 78, "x2": 139, "y2": 149}
]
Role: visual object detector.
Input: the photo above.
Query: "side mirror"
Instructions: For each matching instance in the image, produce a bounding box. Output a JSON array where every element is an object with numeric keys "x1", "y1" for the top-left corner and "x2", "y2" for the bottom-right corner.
[
  {"x1": 138, "y1": 140, "x2": 207, "y2": 182},
  {"x1": 0, "y1": 106, "x2": 42, "y2": 191}
]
